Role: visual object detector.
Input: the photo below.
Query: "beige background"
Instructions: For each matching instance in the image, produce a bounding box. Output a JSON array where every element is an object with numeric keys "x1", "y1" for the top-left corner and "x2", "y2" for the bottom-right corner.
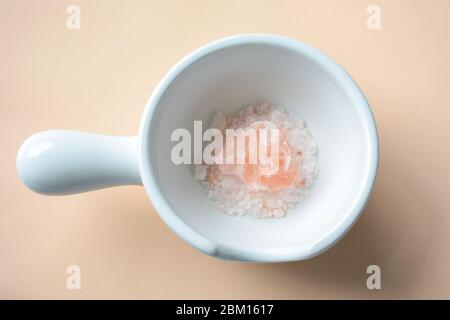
[{"x1": 1, "y1": 0, "x2": 449, "y2": 299}]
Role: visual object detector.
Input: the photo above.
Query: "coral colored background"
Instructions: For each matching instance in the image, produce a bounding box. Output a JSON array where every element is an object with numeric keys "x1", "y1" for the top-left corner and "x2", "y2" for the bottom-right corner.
[{"x1": 1, "y1": 0, "x2": 449, "y2": 299}]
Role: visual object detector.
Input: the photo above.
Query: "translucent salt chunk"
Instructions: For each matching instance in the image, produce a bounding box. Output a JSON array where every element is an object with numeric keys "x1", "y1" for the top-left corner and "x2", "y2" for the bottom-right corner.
[
  {"x1": 210, "y1": 112, "x2": 227, "y2": 131},
  {"x1": 306, "y1": 142, "x2": 318, "y2": 155},
  {"x1": 271, "y1": 110, "x2": 288, "y2": 123}
]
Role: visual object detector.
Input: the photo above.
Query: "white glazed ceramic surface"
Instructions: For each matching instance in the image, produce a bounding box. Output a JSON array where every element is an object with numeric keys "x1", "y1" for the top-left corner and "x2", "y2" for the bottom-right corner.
[{"x1": 17, "y1": 34, "x2": 378, "y2": 262}]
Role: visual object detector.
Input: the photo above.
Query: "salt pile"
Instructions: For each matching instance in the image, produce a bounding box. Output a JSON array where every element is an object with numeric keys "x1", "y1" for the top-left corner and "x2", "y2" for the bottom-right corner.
[{"x1": 194, "y1": 102, "x2": 319, "y2": 218}]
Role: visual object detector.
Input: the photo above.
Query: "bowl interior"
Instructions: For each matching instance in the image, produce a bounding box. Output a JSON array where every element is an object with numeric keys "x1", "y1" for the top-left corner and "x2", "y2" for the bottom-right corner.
[{"x1": 146, "y1": 41, "x2": 374, "y2": 251}]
